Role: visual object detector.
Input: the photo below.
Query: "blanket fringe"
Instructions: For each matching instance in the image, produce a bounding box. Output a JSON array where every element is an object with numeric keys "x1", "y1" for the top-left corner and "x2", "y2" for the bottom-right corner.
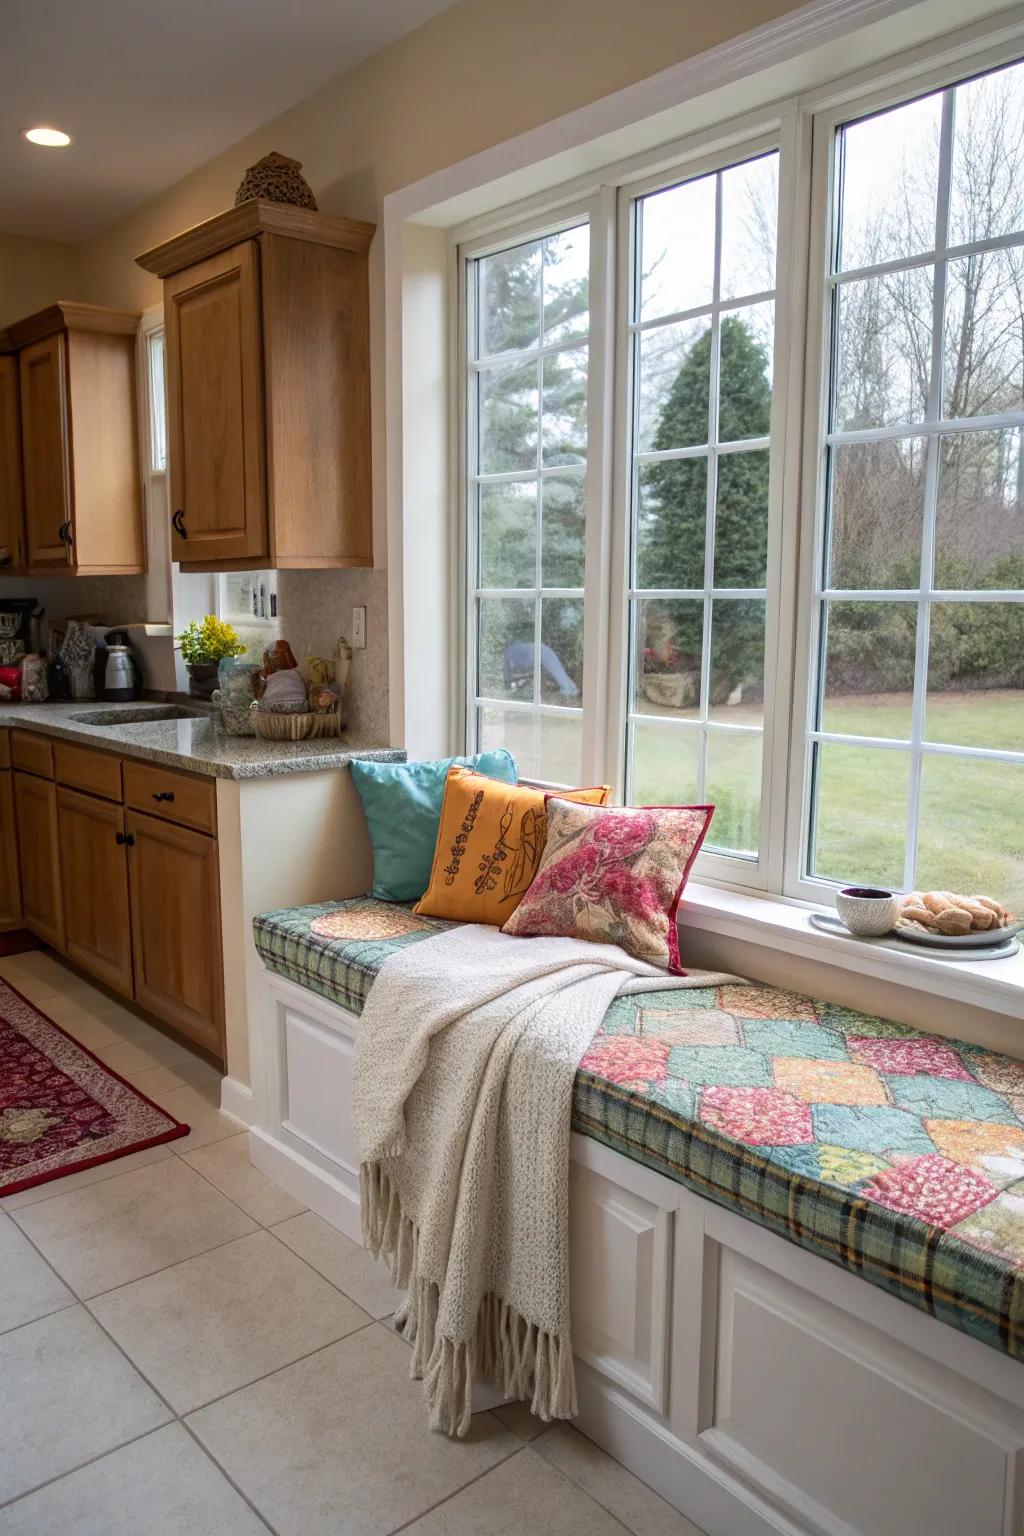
[{"x1": 361, "y1": 1161, "x2": 578, "y2": 1437}]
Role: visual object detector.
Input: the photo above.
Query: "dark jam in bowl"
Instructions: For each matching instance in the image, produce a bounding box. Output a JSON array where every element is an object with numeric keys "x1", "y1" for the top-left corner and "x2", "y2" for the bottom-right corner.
[{"x1": 840, "y1": 886, "x2": 893, "y2": 900}]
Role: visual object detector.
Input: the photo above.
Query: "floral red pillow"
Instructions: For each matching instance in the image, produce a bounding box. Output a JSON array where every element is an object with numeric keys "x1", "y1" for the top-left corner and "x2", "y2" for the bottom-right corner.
[{"x1": 501, "y1": 798, "x2": 713, "y2": 972}]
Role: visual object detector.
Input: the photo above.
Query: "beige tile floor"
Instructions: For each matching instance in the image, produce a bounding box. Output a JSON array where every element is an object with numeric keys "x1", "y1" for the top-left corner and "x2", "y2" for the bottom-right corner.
[{"x1": 0, "y1": 947, "x2": 706, "y2": 1536}]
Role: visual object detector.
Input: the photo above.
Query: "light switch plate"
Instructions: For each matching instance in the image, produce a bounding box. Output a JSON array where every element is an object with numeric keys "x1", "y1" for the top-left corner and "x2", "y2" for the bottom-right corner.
[{"x1": 352, "y1": 606, "x2": 366, "y2": 648}]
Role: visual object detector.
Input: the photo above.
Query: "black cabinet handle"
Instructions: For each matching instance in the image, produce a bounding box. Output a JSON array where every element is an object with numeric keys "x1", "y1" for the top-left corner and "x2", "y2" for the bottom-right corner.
[
  {"x1": 115, "y1": 831, "x2": 135, "y2": 847},
  {"x1": 152, "y1": 791, "x2": 175, "y2": 803},
  {"x1": 171, "y1": 509, "x2": 188, "y2": 539},
  {"x1": 57, "y1": 521, "x2": 72, "y2": 545}
]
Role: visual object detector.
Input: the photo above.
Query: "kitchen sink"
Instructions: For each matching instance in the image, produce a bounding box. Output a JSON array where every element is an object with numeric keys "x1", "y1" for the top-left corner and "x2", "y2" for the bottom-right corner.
[{"x1": 66, "y1": 705, "x2": 210, "y2": 725}]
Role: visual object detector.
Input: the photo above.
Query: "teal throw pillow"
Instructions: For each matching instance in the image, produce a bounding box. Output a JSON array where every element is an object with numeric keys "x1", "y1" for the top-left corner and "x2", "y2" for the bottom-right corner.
[{"x1": 350, "y1": 750, "x2": 518, "y2": 903}]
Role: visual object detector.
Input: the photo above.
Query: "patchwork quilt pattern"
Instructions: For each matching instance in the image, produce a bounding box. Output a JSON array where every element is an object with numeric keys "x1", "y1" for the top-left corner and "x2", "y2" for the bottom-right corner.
[{"x1": 253, "y1": 897, "x2": 1024, "y2": 1362}]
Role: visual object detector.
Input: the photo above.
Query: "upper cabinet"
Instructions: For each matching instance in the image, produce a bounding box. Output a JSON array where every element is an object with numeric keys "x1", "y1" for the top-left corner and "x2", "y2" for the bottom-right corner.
[
  {"x1": 137, "y1": 201, "x2": 375, "y2": 572},
  {"x1": 0, "y1": 335, "x2": 25, "y2": 570},
  {"x1": 6, "y1": 303, "x2": 144, "y2": 576}
]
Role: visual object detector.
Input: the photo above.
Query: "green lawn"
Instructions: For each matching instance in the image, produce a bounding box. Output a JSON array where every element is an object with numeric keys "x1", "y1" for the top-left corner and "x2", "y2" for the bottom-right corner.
[{"x1": 484, "y1": 691, "x2": 1024, "y2": 911}]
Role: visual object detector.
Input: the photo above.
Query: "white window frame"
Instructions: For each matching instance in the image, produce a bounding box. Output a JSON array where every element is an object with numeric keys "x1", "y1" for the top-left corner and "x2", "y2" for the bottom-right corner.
[
  {"x1": 785, "y1": 29, "x2": 1024, "y2": 904},
  {"x1": 454, "y1": 18, "x2": 1024, "y2": 904},
  {"x1": 138, "y1": 304, "x2": 172, "y2": 626}
]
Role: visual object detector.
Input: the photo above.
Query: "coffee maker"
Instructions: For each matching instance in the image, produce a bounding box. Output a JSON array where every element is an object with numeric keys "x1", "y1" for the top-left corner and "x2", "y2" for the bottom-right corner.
[{"x1": 102, "y1": 630, "x2": 141, "y2": 701}]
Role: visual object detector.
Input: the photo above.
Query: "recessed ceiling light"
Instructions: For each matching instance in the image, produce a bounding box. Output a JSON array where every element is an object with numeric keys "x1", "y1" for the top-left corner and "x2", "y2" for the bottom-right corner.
[{"x1": 22, "y1": 126, "x2": 72, "y2": 148}]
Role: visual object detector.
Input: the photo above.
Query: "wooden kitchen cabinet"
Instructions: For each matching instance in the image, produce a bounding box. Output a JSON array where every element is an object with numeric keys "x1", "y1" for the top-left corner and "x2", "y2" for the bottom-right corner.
[
  {"x1": 0, "y1": 342, "x2": 25, "y2": 571},
  {"x1": 126, "y1": 810, "x2": 225, "y2": 1057},
  {"x1": 9, "y1": 303, "x2": 144, "y2": 575},
  {"x1": 137, "y1": 200, "x2": 374, "y2": 572},
  {"x1": 0, "y1": 765, "x2": 22, "y2": 930},
  {"x1": 13, "y1": 770, "x2": 64, "y2": 951},
  {"x1": 57, "y1": 785, "x2": 133, "y2": 997}
]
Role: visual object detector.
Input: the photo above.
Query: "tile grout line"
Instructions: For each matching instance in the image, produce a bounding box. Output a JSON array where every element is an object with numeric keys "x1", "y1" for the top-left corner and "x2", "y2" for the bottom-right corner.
[
  {"x1": 383, "y1": 1444, "x2": 529, "y2": 1536},
  {"x1": 0, "y1": 1423, "x2": 182, "y2": 1514}
]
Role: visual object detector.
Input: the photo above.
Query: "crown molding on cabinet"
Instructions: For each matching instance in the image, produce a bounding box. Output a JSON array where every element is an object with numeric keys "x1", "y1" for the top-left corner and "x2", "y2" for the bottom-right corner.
[
  {"x1": 7, "y1": 302, "x2": 142, "y2": 350},
  {"x1": 136, "y1": 199, "x2": 376, "y2": 278}
]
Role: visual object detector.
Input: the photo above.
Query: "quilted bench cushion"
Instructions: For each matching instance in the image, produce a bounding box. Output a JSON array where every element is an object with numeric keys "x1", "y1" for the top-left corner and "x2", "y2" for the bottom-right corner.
[{"x1": 253, "y1": 896, "x2": 1024, "y2": 1362}]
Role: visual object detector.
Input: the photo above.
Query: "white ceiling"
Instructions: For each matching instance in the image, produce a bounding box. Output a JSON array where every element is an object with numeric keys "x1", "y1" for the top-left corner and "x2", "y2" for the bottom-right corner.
[{"x1": 0, "y1": 0, "x2": 461, "y2": 245}]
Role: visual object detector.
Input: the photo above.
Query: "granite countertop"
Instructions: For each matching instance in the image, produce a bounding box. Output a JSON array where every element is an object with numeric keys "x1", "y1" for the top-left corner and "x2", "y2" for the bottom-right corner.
[{"x1": 0, "y1": 699, "x2": 405, "y2": 780}]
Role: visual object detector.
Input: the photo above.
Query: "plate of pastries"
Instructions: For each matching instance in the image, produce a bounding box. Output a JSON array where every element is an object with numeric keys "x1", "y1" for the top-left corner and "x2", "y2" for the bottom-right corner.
[{"x1": 896, "y1": 891, "x2": 1021, "y2": 947}]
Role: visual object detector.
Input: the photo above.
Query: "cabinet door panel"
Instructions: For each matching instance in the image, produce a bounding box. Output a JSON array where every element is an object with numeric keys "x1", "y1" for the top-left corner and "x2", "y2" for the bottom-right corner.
[
  {"x1": 20, "y1": 335, "x2": 72, "y2": 569},
  {"x1": 13, "y1": 771, "x2": 64, "y2": 950},
  {"x1": 0, "y1": 356, "x2": 25, "y2": 570},
  {"x1": 126, "y1": 811, "x2": 224, "y2": 1060},
  {"x1": 0, "y1": 771, "x2": 22, "y2": 929},
  {"x1": 56, "y1": 786, "x2": 133, "y2": 996},
  {"x1": 165, "y1": 240, "x2": 265, "y2": 564}
]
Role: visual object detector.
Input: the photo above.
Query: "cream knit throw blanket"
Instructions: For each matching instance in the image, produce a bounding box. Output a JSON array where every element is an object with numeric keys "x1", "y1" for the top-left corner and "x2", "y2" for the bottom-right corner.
[{"x1": 352, "y1": 922, "x2": 735, "y2": 1437}]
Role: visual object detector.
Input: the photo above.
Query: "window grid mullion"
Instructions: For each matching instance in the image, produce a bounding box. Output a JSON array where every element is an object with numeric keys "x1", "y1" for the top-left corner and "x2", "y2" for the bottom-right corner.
[
  {"x1": 903, "y1": 86, "x2": 956, "y2": 893},
  {"x1": 697, "y1": 169, "x2": 726, "y2": 804},
  {"x1": 534, "y1": 254, "x2": 546, "y2": 720}
]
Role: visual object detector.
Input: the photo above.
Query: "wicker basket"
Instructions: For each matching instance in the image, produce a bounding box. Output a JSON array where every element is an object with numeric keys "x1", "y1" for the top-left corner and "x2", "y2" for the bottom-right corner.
[{"x1": 251, "y1": 701, "x2": 343, "y2": 741}]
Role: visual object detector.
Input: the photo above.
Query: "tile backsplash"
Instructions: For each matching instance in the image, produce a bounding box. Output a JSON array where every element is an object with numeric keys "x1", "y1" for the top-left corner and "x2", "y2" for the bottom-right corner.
[{"x1": 276, "y1": 567, "x2": 390, "y2": 743}]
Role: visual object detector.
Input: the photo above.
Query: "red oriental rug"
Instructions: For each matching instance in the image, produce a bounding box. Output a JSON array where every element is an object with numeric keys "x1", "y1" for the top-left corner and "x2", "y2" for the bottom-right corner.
[{"x1": 0, "y1": 978, "x2": 189, "y2": 1196}]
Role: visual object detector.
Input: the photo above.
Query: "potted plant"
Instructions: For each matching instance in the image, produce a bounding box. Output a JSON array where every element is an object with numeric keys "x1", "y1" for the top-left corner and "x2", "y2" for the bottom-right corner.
[{"x1": 177, "y1": 616, "x2": 246, "y2": 698}]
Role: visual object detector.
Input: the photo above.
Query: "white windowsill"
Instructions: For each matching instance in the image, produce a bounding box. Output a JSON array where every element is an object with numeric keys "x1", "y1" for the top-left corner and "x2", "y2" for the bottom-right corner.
[{"x1": 679, "y1": 881, "x2": 1024, "y2": 1021}]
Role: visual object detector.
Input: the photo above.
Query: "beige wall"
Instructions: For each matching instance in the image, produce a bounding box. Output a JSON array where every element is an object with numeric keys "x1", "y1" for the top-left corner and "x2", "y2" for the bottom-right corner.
[
  {"x1": 0, "y1": 232, "x2": 80, "y2": 328},
  {"x1": 73, "y1": 0, "x2": 799, "y2": 310}
]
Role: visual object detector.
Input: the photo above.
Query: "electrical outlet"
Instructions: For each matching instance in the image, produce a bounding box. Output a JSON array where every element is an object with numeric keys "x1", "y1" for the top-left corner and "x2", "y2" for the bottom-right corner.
[{"x1": 352, "y1": 606, "x2": 366, "y2": 649}]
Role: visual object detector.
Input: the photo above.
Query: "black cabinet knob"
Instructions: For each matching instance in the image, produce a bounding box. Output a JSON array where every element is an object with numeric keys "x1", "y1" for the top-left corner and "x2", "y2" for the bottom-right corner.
[
  {"x1": 152, "y1": 791, "x2": 175, "y2": 803},
  {"x1": 114, "y1": 831, "x2": 135, "y2": 847}
]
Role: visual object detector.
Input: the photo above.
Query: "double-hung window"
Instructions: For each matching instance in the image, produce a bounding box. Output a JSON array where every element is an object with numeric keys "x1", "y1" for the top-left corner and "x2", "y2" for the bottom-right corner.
[{"x1": 459, "y1": 36, "x2": 1024, "y2": 914}]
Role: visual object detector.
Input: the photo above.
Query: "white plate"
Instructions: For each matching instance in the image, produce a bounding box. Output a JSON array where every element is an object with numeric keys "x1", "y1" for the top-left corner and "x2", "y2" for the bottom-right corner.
[{"x1": 895, "y1": 920, "x2": 1023, "y2": 950}]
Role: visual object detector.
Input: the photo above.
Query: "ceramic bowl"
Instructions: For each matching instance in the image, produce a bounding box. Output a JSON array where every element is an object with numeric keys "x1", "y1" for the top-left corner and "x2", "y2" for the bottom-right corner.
[{"x1": 835, "y1": 886, "x2": 899, "y2": 937}]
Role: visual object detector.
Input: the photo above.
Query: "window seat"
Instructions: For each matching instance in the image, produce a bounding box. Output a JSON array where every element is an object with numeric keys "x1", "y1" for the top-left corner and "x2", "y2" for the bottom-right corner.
[{"x1": 253, "y1": 896, "x2": 1024, "y2": 1366}]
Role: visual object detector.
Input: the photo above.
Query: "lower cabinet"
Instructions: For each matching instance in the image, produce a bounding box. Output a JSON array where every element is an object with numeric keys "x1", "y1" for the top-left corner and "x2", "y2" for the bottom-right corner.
[
  {"x1": 13, "y1": 770, "x2": 64, "y2": 950},
  {"x1": 0, "y1": 769, "x2": 22, "y2": 928},
  {"x1": 56, "y1": 785, "x2": 134, "y2": 997},
  {"x1": 126, "y1": 809, "x2": 225, "y2": 1058}
]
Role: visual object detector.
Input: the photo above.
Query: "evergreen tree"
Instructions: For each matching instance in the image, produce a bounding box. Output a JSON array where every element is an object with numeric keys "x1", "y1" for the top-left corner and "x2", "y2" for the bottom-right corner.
[{"x1": 639, "y1": 316, "x2": 772, "y2": 698}]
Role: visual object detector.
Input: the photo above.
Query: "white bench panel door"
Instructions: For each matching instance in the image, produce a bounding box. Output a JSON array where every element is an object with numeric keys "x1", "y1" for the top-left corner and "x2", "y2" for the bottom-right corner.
[
  {"x1": 704, "y1": 1247, "x2": 1022, "y2": 1536},
  {"x1": 282, "y1": 1005, "x2": 360, "y2": 1182},
  {"x1": 569, "y1": 1161, "x2": 671, "y2": 1413}
]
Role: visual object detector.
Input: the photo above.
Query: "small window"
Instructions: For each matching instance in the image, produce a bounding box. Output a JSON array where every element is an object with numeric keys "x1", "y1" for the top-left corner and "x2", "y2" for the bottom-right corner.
[{"x1": 147, "y1": 328, "x2": 168, "y2": 475}]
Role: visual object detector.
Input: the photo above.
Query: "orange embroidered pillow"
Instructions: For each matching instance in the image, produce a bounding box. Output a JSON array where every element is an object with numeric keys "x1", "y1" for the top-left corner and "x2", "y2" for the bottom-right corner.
[{"x1": 413, "y1": 767, "x2": 610, "y2": 926}]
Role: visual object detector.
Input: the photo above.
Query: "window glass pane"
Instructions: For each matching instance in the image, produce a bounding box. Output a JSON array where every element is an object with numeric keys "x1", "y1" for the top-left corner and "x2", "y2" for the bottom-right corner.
[
  {"x1": 479, "y1": 359, "x2": 539, "y2": 474},
  {"x1": 540, "y1": 712, "x2": 583, "y2": 785},
  {"x1": 542, "y1": 346, "x2": 587, "y2": 466},
  {"x1": 639, "y1": 174, "x2": 716, "y2": 322},
  {"x1": 708, "y1": 599, "x2": 765, "y2": 724},
  {"x1": 480, "y1": 241, "x2": 540, "y2": 355},
  {"x1": 636, "y1": 320, "x2": 711, "y2": 452},
  {"x1": 925, "y1": 602, "x2": 1024, "y2": 747},
  {"x1": 720, "y1": 155, "x2": 778, "y2": 300},
  {"x1": 540, "y1": 597, "x2": 583, "y2": 702},
  {"x1": 950, "y1": 61, "x2": 1024, "y2": 248},
  {"x1": 479, "y1": 481, "x2": 536, "y2": 588},
  {"x1": 478, "y1": 596, "x2": 535, "y2": 702},
  {"x1": 827, "y1": 438, "x2": 926, "y2": 589},
  {"x1": 631, "y1": 721, "x2": 701, "y2": 804},
  {"x1": 715, "y1": 450, "x2": 769, "y2": 587},
  {"x1": 479, "y1": 706, "x2": 539, "y2": 779},
  {"x1": 837, "y1": 93, "x2": 941, "y2": 272},
  {"x1": 544, "y1": 226, "x2": 589, "y2": 344},
  {"x1": 636, "y1": 458, "x2": 707, "y2": 590},
  {"x1": 917, "y1": 755, "x2": 1024, "y2": 914},
  {"x1": 832, "y1": 267, "x2": 932, "y2": 431},
  {"x1": 541, "y1": 473, "x2": 586, "y2": 587},
  {"x1": 718, "y1": 306, "x2": 773, "y2": 443},
  {"x1": 936, "y1": 431, "x2": 1024, "y2": 589},
  {"x1": 147, "y1": 330, "x2": 167, "y2": 474},
  {"x1": 819, "y1": 601, "x2": 917, "y2": 739},
  {"x1": 634, "y1": 599, "x2": 703, "y2": 718},
  {"x1": 705, "y1": 730, "x2": 762, "y2": 856},
  {"x1": 810, "y1": 742, "x2": 910, "y2": 888},
  {"x1": 943, "y1": 248, "x2": 1024, "y2": 420}
]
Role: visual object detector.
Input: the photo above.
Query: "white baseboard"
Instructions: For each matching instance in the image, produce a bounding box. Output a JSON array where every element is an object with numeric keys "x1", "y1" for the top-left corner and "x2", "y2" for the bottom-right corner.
[
  {"x1": 219, "y1": 1075, "x2": 255, "y2": 1126},
  {"x1": 248, "y1": 1125, "x2": 364, "y2": 1243}
]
